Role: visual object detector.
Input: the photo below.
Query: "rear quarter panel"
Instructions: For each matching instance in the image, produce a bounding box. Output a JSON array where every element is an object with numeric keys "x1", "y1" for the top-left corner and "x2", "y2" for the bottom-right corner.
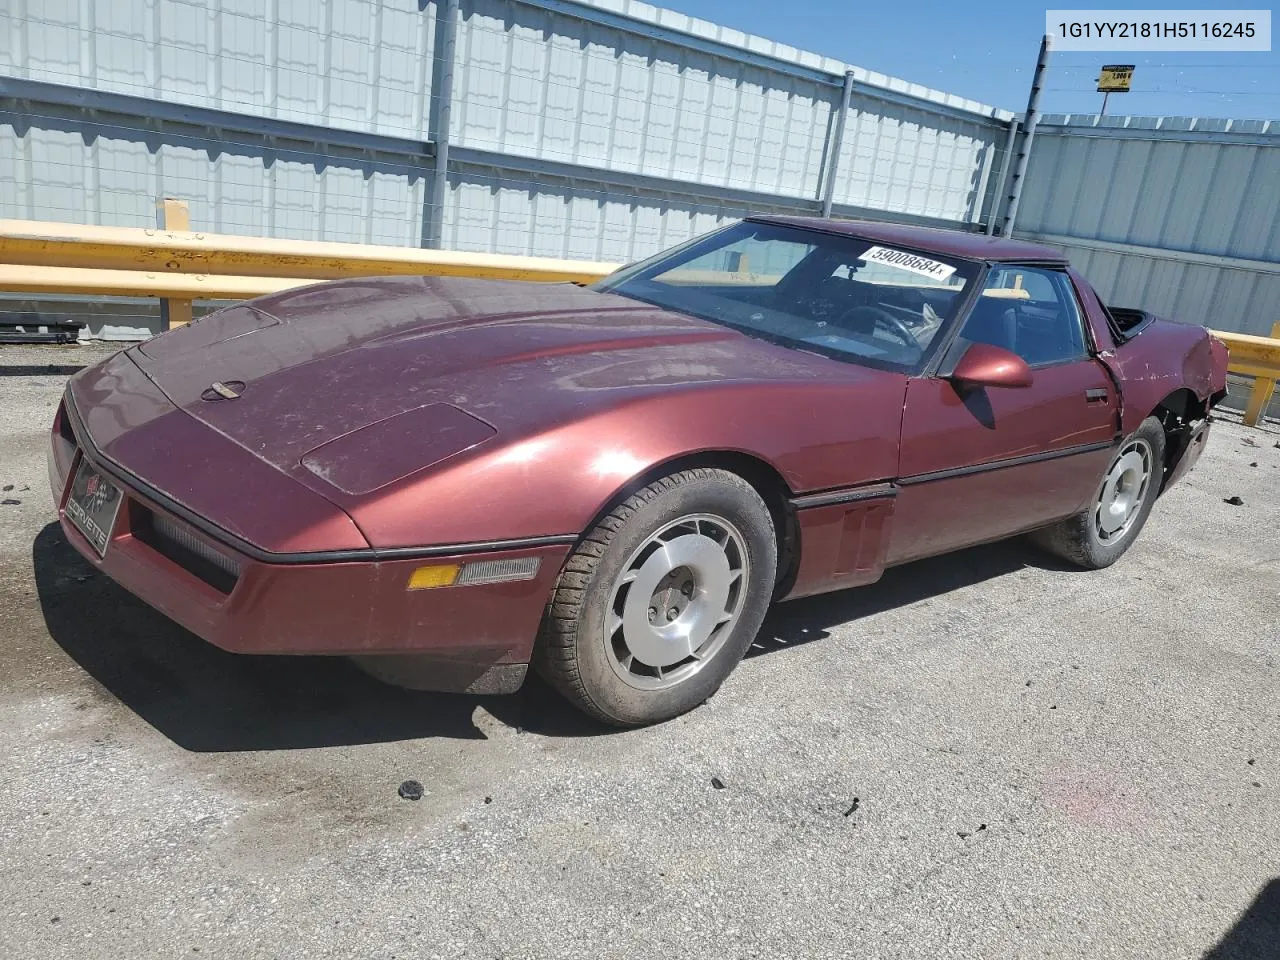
[
  {"x1": 1069, "y1": 267, "x2": 1221, "y2": 434},
  {"x1": 1106, "y1": 321, "x2": 1221, "y2": 435}
]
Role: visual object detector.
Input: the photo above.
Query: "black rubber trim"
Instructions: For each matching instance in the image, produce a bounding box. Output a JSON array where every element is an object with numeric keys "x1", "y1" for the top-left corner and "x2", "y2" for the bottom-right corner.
[
  {"x1": 62, "y1": 390, "x2": 577, "y2": 565},
  {"x1": 897, "y1": 440, "x2": 1115, "y2": 486},
  {"x1": 992, "y1": 258, "x2": 1075, "y2": 268},
  {"x1": 789, "y1": 482, "x2": 897, "y2": 509},
  {"x1": 918, "y1": 262, "x2": 991, "y2": 380},
  {"x1": 788, "y1": 441, "x2": 1114, "y2": 504}
]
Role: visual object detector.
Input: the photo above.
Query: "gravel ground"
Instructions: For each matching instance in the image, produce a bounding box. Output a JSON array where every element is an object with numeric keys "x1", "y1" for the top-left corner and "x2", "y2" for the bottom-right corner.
[{"x1": 1, "y1": 341, "x2": 1277, "y2": 960}]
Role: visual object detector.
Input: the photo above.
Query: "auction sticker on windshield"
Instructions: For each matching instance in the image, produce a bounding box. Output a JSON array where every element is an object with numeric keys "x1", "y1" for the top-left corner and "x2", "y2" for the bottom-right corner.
[{"x1": 859, "y1": 246, "x2": 957, "y2": 283}]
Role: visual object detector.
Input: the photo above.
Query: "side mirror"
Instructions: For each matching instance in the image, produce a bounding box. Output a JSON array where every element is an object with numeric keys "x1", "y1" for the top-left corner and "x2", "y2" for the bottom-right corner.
[{"x1": 949, "y1": 342, "x2": 1033, "y2": 390}]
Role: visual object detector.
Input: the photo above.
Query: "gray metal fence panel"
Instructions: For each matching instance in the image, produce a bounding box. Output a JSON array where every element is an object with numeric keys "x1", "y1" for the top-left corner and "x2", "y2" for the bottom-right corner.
[
  {"x1": 1045, "y1": 238, "x2": 1280, "y2": 338},
  {"x1": 453, "y1": 0, "x2": 837, "y2": 199},
  {"x1": 0, "y1": 85, "x2": 433, "y2": 243},
  {"x1": 831, "y1": 102, "x2": 1001, "y2": 224},
  {"x1": 2, "y1": 0, "x2": 1020, "y2": 338},
  {"x1": 7, "y1": 2, "x2": 1277, "y2": 346},
  {"x1": 2, "y1": 0, "x2": 438, "y2": 141},
  {"x1": 448, "y1": 0, "x2": 1009, "y2": 223},
  {"x1": 0, "y1": 0, "x2": 1011, "y2": 239},
  {"x1": 444, "y1": 158, "x2": 810, "y2": 261},
  {"x1": 1020, "y1": 118, "x2": 1280, "y2": 261},
  {"x1": 1015, "y1": 116, "x2": 1280, "y2": 336}
]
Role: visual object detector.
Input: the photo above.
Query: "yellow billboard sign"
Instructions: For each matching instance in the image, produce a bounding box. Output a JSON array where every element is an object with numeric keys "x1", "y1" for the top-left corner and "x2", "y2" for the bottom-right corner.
[{"x1": 1097, "y1": 65, "x2": 1135, "y2": 93}]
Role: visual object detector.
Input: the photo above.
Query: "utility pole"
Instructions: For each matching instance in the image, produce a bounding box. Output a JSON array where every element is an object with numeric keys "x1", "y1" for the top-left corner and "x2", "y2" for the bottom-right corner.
[
  {"x1": 820, "y1": 71, "x2": 856, "y2": 219},
  {"x1": 426, "y1": 0, "x2": 460, "y2": 249},
  {"x1": 1001, "y1": 34, "x2": 1051, "y2": 237}
]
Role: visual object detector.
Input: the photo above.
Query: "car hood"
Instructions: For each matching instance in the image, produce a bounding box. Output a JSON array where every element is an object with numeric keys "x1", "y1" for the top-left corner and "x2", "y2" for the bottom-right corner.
[{"x1": 128, "y1": 276, "x2": 892, "y2": 490}]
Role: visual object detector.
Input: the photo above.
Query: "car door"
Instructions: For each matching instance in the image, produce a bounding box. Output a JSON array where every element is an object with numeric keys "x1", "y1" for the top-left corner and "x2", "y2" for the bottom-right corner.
[{"x1": 886, "y1": 264, "x2": 1119, "y2": 566}]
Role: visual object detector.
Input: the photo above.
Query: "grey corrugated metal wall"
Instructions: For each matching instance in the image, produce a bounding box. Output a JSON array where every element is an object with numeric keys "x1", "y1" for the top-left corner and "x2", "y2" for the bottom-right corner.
[
  {"x1": 1013, "y1": 115, "x2": 1280, "y2": 337},
  {"x1": 0, "y1": 0, "x2": 1014, "y2": 335},
  {"x1": 4, "y1": 2, "x2": 1275, "y2": 340}
]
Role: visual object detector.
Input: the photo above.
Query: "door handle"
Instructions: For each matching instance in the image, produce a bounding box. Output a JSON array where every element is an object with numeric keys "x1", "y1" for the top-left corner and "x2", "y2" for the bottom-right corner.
[{"x1": 1085, "y1": 388, "x2": 1110, "y2": 403}]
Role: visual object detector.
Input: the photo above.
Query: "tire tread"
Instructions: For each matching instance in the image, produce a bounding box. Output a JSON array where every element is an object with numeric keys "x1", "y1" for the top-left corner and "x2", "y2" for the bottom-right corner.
[
  {"x1": 533, "y1": 468, "x2": 764, "y2": 726},
  {"x1": 1029, "y1": 416, "x2": 1166, "y2": 570}
]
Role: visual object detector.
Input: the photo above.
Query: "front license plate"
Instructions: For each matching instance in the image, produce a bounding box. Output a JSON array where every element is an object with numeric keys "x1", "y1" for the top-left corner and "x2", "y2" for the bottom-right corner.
[{"x1": 65, "y1": 460, "x2": 123, "y2": 558}]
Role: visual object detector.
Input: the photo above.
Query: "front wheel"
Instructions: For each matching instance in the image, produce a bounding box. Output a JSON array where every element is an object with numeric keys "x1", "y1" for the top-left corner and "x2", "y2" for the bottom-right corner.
[
  {"x1": 534, "y1": 468, "x2": 777, "y2": 727},
  {"x1": 1029, "y1": 416, "x2": 1166, "y2": 569}
]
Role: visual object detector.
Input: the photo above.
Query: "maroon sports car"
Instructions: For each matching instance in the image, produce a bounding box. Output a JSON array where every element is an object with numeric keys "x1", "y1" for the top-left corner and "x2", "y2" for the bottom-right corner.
[{"x1": 49, "y1": 217, "x2": 1229, "y2": 726}]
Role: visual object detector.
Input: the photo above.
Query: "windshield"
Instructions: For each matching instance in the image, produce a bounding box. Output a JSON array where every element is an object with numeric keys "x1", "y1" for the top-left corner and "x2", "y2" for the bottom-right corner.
[{"x1": 595, "y1": 220, "x2": 982, "y2": 374}]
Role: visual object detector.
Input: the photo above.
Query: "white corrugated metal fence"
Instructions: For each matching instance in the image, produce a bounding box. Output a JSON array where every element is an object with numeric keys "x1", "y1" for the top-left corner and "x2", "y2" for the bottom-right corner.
[{"x1": 2, "y1": 0, "x2": 1275, "y2": 339}]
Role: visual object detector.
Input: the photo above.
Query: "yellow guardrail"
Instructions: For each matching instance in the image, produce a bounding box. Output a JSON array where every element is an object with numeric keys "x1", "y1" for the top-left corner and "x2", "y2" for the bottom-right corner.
[
  {"x1": 2, "y1": 210, "x2": 1278, "y2": 428},
  {"x1": 0, "y1": 218, "x2": 620, "y2": 284},
  {"x1": 0, "y1": 264, "x2": 314, "y2": 300},
  {"x1": 1210, "y1": 322, "x2": 1280, "y2": 428},
  {"x1": 0, "y1": 206, "x2": 621, "y2": 330}
]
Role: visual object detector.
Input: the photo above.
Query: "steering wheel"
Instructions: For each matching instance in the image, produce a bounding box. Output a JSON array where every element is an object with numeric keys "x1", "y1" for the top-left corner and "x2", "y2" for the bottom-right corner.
[
  {"x1": 836, "y1": 306, "x2": 922, "y2": 356},
  {"x1": 802, "y1": 276, "x2": 854, "y2": 320}
]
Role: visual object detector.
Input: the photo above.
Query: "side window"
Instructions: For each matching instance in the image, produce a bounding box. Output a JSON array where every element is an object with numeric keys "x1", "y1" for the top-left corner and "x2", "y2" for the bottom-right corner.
[{"x1": 959, "y1": 266, "x2": 1089, "y2": 366}]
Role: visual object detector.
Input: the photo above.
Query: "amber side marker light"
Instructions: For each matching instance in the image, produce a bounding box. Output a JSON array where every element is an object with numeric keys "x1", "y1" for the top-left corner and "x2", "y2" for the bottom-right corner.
[
  {"x1": 407, "y1": 557, "x2": 541, "y2": 590},
  {"x1": 407, "y1": 564, "x2": 460, "y2": 590}
]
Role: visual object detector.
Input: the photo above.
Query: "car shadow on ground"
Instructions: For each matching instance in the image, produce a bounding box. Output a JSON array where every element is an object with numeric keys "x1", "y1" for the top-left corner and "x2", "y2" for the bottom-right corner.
[
  {"x1": 34, "y1": 521, "x2": 1075, "y2": 753},
  {"x1": 1202, "y1": 878, "x2": 1280, "y2": 959},
  {"x1": 750, "y1": 535, "x2": 1073, "y2": 658},
  {"x1": 0, "y1": 364, "x2": 87, "y2": 377},
  {"x1": 32, "y1": 523, "x2": 599, "y2": 751}
]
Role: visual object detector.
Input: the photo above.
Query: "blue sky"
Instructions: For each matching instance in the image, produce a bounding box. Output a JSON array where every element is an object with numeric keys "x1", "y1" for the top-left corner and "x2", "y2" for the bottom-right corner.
[{"x1": 664, "y1": 0, "x2": 1280, "y2": 119}]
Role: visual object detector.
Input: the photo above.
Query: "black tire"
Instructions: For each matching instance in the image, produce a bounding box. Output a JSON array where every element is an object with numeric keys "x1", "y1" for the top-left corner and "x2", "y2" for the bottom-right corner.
[
  {"x1": 534, "y1": 468, "x2": 777, "y2": 727},
  {"x1": 1029, "y1": 416, "x2": 1166, "y2": 569}
]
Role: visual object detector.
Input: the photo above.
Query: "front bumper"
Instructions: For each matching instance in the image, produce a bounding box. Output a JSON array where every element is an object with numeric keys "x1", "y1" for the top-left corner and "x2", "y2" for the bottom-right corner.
[{"x1": 48, "y1": 399, "x2": 569, "y2": 694}]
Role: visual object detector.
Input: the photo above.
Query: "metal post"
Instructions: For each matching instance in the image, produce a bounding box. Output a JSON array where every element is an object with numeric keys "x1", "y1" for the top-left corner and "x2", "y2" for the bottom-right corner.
[
  {"x1": 985, "y1": 118, "x2": 1019, "y2": 235},
  {"x1": 821, "y1": 71, "x2": 855, "y2": 219},
  {"x1": 427, "y1": 0, "x2": 460, "y2": 249},
  {"x1": 1243, "y1": 320, "x2": 1280, "y2": 427},
  {"x1": 156, "y1": 197, "x2": 192, "y2": 329},
  {"x1": 1001, "y1": 34, "x2": 1051, "y2": 237},
  {"x1": 1101, "y1": 91, "x2": 1110, "y2": 116}
]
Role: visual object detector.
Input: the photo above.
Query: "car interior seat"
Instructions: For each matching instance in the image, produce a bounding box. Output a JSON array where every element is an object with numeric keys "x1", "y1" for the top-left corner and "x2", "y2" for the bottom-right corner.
[{"x1": 962, "y1": 298, "x2": 1018, "y2": 355}]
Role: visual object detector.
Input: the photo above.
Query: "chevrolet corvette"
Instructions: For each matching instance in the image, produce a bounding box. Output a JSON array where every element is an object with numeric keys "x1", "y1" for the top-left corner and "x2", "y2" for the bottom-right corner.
[{"x1": 49, "y1": 217, "x2": 1229, "y2": 726}]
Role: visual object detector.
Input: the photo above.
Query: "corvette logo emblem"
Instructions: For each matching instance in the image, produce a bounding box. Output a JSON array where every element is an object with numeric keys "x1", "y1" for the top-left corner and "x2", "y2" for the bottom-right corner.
[
  {"x1": 201, "y1": 380, "x2": 245, "y2": 401},
  {"x1": 82, "y1": 474, "x2": 110, "y2": 511}
]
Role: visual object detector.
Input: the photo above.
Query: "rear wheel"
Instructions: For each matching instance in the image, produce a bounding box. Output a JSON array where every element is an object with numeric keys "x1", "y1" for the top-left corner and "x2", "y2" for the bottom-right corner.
[
  {"x1": 1030, "y1": 416, "x2": 1166, "y2": 569},
  {"x1": 535, "y1": 468, "x2": 777, "y2": 727}
]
